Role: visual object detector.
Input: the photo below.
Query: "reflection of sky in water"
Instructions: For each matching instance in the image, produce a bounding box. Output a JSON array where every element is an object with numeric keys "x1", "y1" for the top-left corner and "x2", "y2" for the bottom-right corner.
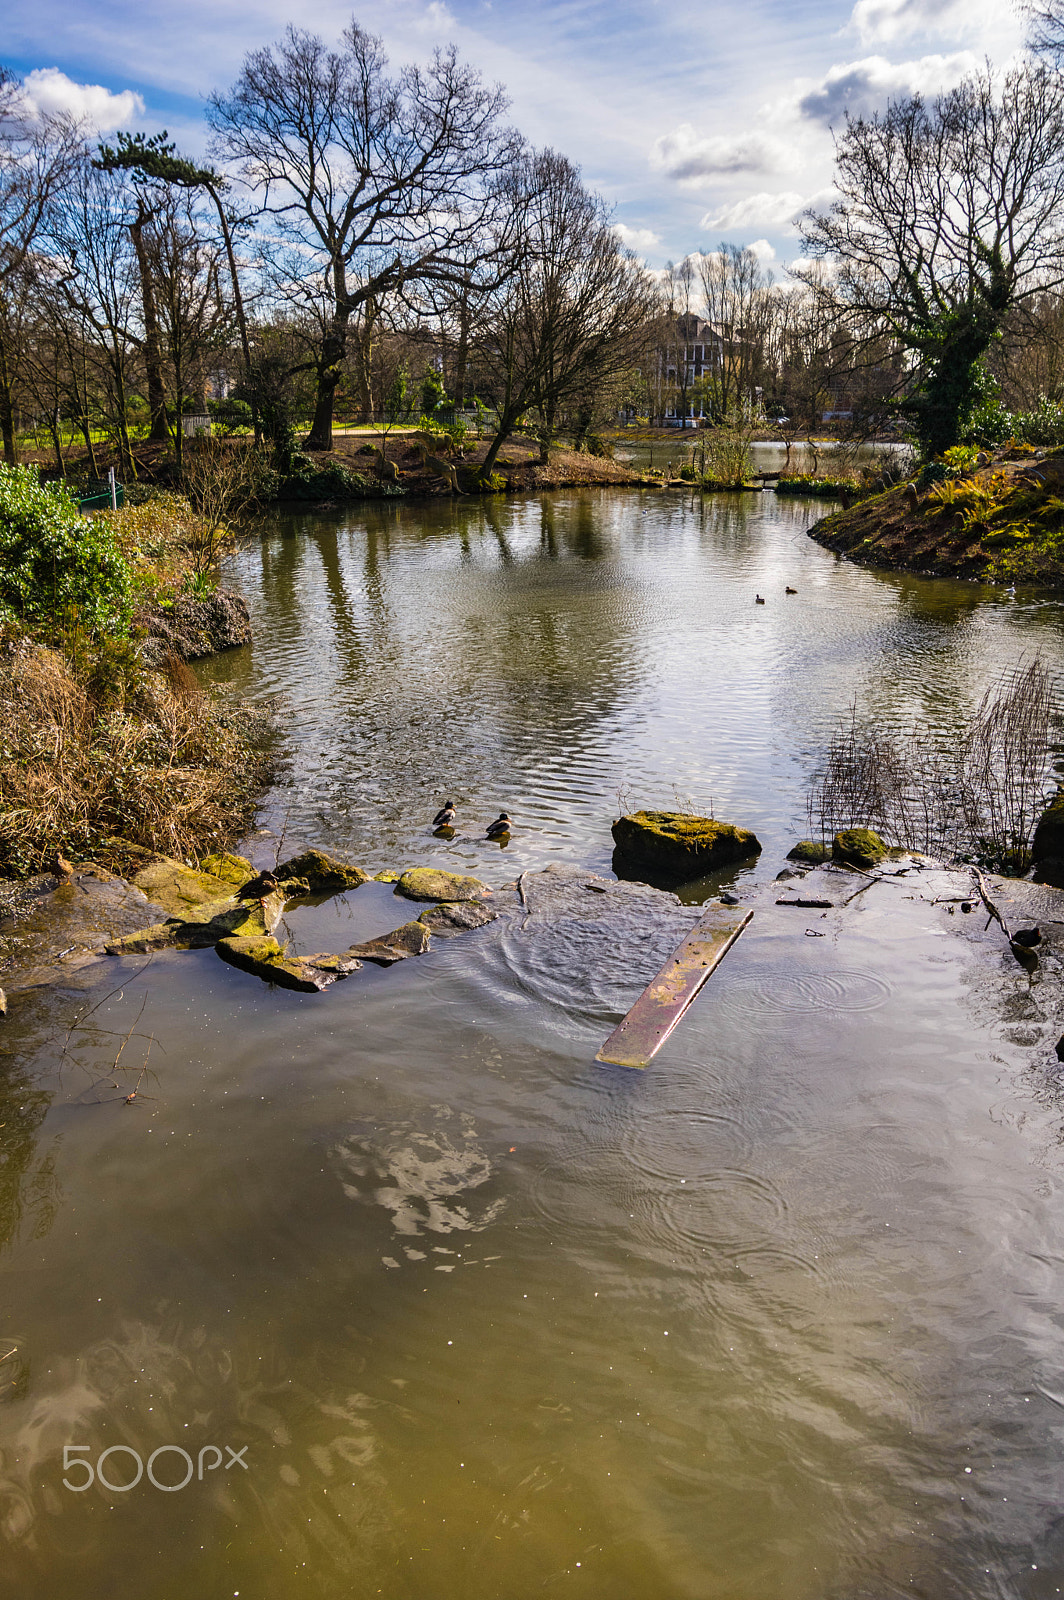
[
  {"x1": 335, "y1": 1110, "x2": 506, "y2": 1248},
  {"x1": 2, "y1": 492, "x2": 1064, "y2": 1597},
  {"x1": 203, "y1": 489, "x2": 1064, "y2": 892}
]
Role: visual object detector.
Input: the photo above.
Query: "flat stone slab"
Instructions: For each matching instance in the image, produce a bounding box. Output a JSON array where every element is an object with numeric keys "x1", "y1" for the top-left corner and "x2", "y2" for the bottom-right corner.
[
  {"x1": 199, "y1": 851, "x2": 254, "y2": 885},
  {"x1": 1, "y1": 868, "x2": 169, "y2": 993},
  {"x1": 395, "y1": 868, "x2": 491, "y2": 903},
  {"x1": 131, "y1": 858, "x2": 237, "y2": 915},
  {"x1": 418, "y1": 901, "x2": 498, "y2": 935},
  {"x1": 342, "y1": 921, "x2": 433, "y2": 965}
]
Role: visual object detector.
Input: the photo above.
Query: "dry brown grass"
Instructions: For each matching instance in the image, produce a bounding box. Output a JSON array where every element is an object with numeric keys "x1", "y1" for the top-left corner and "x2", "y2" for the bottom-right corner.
[{"x1": 0, "y1": 636, "x2": 274, "y2": 876}]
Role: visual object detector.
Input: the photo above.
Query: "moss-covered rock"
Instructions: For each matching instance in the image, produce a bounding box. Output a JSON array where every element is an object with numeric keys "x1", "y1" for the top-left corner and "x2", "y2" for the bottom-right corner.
[
  {"x1": 786, "y1": 840, "x2": 831, "y2": 865},
  {"x1": 130, "y1": 856, "x2": 235, "y2": 915},
  {"x1": 215, "y1": 934, "x2": 339, "y2": 992},
  {"x1": 274, "y1": 850, "x2": 368, "y2": 893},
  {"x1": 1032, "y1": 791, "x2": 1064, "y2": 887},
  {"x1": 199, "y1": 851, "x2": 253, "y2": 885},
  {"x1": 105, "y1": 923, "x2": 178, "y2": 955},
  {"x1": 832, "y1": 829, "x2": 887, "y2": 869},
  {"x1": 395, "y1": 868, "x2": 491, "y2": 903},
  {"x1": 611, "y1": 811, "x2": 762, "y2": 884},
  {"x1": 168, "y1": 887, "x2": 286, "y2": 947}
]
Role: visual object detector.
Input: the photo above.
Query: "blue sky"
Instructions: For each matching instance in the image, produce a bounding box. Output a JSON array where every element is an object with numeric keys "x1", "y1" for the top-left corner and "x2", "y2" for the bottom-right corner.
[{"x1": 4, "y1": 0, "x2": 1025, "y2": 275}]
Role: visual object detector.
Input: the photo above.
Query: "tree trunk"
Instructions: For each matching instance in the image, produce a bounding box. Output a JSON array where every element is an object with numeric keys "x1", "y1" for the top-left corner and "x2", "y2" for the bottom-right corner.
[
  {"x1": 130, "y1": 206, "x2": 169, "y2": 443},
  {"x1": 0, "y1": 330, "x2": 16, "y2": 465},
  {"x1": 49, "y1": 409, "x2": 65, "y2": 476},
  {"x1": 205, "y1": 183, "x2": 259, "y2": 444},
  {"x1": 453, "y1": 293, "x2": 470, "y2": 409},
  {"x1": 538, "y1": 398, "x2": 556, "y2": 464},
  {"x1": 306, "y1": 272, "x2": 352, "y2": 451}
]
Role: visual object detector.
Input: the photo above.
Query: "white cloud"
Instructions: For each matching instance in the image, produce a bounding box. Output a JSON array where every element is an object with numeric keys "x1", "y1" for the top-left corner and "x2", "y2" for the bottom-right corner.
[
  {"x1": 613, "y1": 222, "x2": 661, "y2": 252},
  {"x1": 20, "y1": 68, "x2": 145, "y2": 132},
  {"x1": 650, "y1": 124, "x2": 794, "y2": 185},
  {"x1": 747, "y1": 238, "x2": 777, "y2": 262},
  {"x1": 848, "y1": 0, "x2": 1001, "y2": 45},
  {"x1": 797, "y1": 51, "x2": 976, "y2": 125},
  {"x1": 699, "y1": 191, "x2": 807, "y2": 231}
]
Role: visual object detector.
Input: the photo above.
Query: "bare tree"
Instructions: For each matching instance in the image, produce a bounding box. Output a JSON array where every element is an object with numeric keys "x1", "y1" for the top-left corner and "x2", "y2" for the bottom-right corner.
[
  {"x1": 208, "y1": 21, "x2": 519, "y2": 451},
  {"x1": 51, "y1": 155, "x2": 144, "y2": 475},
  {"x1": 800, "y1": 65, "x2": 1064, "y2": 458},
  {"x1": 146, "y1": 190, "x2": 233, "y2": 473},
  {"x1": 698, "y1": 243, "x2": 773, "y2": 422},
  {"x1": 476, "y1": 150, "x2": 656, "y2": 475},
  {"x1": 0, "y1": 68, "x2": 80, "y2": 461}
]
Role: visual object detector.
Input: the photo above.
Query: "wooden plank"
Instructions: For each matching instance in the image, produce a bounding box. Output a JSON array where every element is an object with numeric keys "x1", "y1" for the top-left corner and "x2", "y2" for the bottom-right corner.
[{"x1": 595, "y1": 906, "x2": 753, "y2": 1069}]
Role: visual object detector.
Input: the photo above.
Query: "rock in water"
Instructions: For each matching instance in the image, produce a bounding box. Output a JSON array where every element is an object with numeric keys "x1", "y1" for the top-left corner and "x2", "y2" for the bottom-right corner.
[
  {"x1": 786, "y1": 839, "x2": 831, "y2": 865},
  {"x1": 418, "y1": 901, "x2": 498, "y2": 935},
  {"x1": 199, "y1": 851, "x2": 254, "y2": 885},
  {"x1": 611, "y1": 811, "x2": 761, "y2": 885},
  {"x1": 832, "y1": 829, "x2": 887, "y2": 869},
  {"x1": 131, "y1": 857, "x2": 238, "y2": 915},
  {"x1": 215, "y1": 935, "x2": 351, "y2": 992},
  {"x1": 1032, "y1": 792, "x2": 1064, "y2": 888},
  {"x1": 274, "y1": 850, "x2": 369, "y2": 893},
  {"x1": 138, "y1": 591, "x2": 252, "y2": 662},
  {"x1": 342, "y1": 921, "x2": 433, "y2": 965},
  {"x1": 394, "y1": 868, "x2": 491, "y2": 903}
]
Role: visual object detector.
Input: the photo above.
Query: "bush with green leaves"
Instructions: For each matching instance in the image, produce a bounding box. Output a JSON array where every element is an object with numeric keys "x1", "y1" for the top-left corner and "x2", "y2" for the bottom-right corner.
[{"x1": 0, "y1": 466, "x2": 132, "y2": 637}]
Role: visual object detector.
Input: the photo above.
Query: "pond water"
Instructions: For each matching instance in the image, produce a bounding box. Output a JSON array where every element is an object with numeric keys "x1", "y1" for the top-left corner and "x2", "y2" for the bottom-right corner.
[
  {"x1": 3, "y1": 488, "x2": 1064, "y2": 1600},
  {"x1": 611, "y1": 439, "x2": 905, "y2": 477}
]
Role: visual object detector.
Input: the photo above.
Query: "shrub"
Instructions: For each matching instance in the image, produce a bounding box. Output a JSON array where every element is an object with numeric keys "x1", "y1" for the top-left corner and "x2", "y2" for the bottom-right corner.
[
  {"x1": 776, "y1": 475, "x2": 861, "y2": 499},
  {"x1": 0, "y1": 465, "x2": 132, "y2": 637},
  {"x1": 703, "y1": 416, "x2": 753, "y2": 486},
  {"x1": 0, "y1": 636, "x2": 274, "y2": 875},
  {"x1": 277, "y1": 455, "x2": 369, "y2": 502}
]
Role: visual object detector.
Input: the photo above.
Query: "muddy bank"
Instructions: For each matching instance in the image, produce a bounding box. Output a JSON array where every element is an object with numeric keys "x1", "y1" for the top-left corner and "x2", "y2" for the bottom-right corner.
[{"x1": 807, "y1": 445, "x2": 1064, "y2": 587}]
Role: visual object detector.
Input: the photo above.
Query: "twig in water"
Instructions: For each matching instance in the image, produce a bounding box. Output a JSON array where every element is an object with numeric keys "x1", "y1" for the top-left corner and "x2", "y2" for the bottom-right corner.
[{"x1": 971, "y1": 867, "x2": 1012, "y2": 942}]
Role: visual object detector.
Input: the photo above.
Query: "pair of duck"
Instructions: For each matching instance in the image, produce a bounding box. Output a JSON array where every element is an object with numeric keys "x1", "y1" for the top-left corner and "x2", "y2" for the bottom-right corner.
[{"x1": 433, "y1": 802, "x2": 512, "y2": 839}]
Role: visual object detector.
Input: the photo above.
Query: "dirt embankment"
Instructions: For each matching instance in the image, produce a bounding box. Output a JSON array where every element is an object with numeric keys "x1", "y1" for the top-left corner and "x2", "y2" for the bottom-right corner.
[{"x1": 807, "y1": 446, "x2": 1064, "y2": 587}]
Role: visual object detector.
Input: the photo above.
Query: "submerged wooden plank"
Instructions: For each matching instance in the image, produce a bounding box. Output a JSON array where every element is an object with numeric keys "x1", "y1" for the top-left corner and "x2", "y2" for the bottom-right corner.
[{"x1": 595, "y1": 906, "x2": 752, "y2": 1069}]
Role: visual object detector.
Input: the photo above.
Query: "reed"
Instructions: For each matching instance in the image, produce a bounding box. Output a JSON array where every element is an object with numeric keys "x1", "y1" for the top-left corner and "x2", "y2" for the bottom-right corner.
[{"x1": 807, "y1": 659, "x2": 1060, "y2": 870}]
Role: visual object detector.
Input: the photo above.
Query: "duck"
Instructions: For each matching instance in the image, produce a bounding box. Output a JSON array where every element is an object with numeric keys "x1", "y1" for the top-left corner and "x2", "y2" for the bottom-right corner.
[
  {"x1": 433, "y1": 800, "x2": 457, "y2": 828},
  {"x1": 236, "y1": 869, "x2": 279, "y2": 903},
  {"x1": 755, "y1": 594, "x2": 765, "y2": 605},
  {"x1": 52, "y1": 850, "x2": 75, "y2": 881},
  {"x1": 785, "y1": 585, "x2": 798, "y2": 594},
  {"x1": 485, "y1": 813, "x2": 512, "y2": 839}
]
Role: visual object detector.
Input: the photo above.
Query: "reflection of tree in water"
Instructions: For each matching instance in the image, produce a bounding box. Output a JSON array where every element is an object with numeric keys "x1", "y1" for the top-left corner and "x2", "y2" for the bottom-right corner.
[
  {"x1": 0, "y1": 1066, "x2": 57, "y2": 1254},
  {"x1": 213, "y1": 495, "x2": 641, "y2": 852}
]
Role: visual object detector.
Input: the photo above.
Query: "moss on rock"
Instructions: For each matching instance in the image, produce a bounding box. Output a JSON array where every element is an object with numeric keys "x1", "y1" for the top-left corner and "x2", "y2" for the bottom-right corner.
[
  {"x1": 611, "y1": 810, "x2": 762, "y2": 884},
  {"x1": 786, "y1": 840, "x2": 831, "y2": 865},
  {"x1": 395, "y1": 868, "x2": 491, "y2": 903},
  {"x1": 215, "y1": 934, "x2": 332, "y2": 992},
  {"x1": 199, "y1": 851, "x2": 253, "y2": 885},
  {"x1": 130, "y1": 857, "x2": 234, "y2": 915},
  {"x1": 832, "y1": 829, "x2": 887, "y2": 869},
  {"x1": 274, "y1": 850, "x2": 368, "y2": 893}
]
